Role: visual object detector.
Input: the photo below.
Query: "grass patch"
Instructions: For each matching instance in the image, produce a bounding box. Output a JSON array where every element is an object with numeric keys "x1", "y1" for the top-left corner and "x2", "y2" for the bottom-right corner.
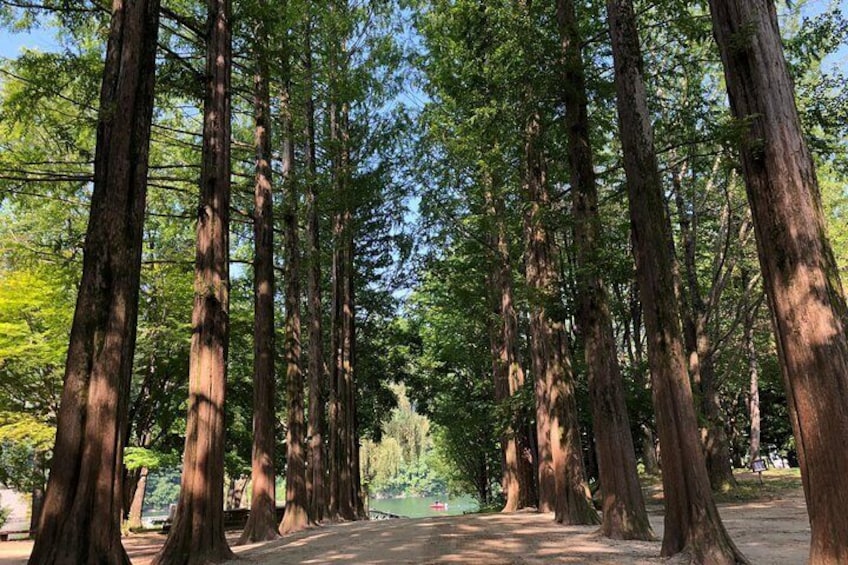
[
  {"x1": 637, "y1": 468, "x2": 803, "y2": 505},
  {"x1": 714, "y1": 468, "x2": 803, "y2": 503}
]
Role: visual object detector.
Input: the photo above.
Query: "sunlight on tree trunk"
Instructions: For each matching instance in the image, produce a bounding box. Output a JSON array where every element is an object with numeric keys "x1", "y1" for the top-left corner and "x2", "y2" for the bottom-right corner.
[
  {"x1": 28, "y1": 1, "x2": 160, "y2": 562},
  {"x1": 606, "y1": 0, "x2": 747, "y2": 561},
  {"x1": 709, "y1": 1, "x2": 848, "y2": 561},
  {"x1": 152, "y1": 0, "x2": 234, "y2": 562}
]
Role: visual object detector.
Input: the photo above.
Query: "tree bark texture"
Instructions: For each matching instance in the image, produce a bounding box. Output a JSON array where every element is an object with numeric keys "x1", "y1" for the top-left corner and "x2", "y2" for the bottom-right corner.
[
  {"x1": 486, "y1": 186, "x2": 535, "y2": 513},
  {"x1": 709, "y1": 2, "x2": 848, "y2": 562},
  {"x1": 279, "y1": 63, "x2": 310, "y2": 534},
  {"x1": 606, "y1": 0, "x2": 747, "y2": 561},
  {"x1": 520, "y1": 113, "x2": 596, "y2": 522},
  {"x1": 238, "y1": 18, "x2": 278, "y2": 543},
  {"x1": 127, "y1": 468, "x2": 148, "y2": 530},
  {"x1": 328, "y1": 95, "x2": 358, "y2": 522},
  {"x1": 29, "y1": 0, "x2": 160, "y2": 562},
  {"x1": 557, "y1": 0, "x2": 651, "y2": 539},
  {"x1": 304, "y1": 10, "x2": 327, "y2": 524},
  {"x1": 521, "y1": 117, "x2": 555, "y2": 514},
  {"x1": 152, "y1": 0, "x2": 234, "y2": 562},
  {"x1": 549, "y1": 328, "x2": 599, "y2": 526}
]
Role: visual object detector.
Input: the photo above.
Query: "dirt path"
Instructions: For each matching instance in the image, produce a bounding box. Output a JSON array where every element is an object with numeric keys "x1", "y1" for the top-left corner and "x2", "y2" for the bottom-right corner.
[
  {"x1": 221, "y1": 492, "x2": 809, "y2": 564},
  {"x1": 0, "y1": 491, "x2": 810, "y2": 564}
]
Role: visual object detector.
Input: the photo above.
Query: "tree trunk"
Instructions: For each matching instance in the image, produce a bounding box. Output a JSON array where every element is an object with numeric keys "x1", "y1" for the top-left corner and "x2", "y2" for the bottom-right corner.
[
  {"x1": 744, "y1": 300, "x2": 760, "y2": 463},
  {"x1": 339, "y1": 102, "x2": 361, "y2": 521},
  {"x1": 279, "y1": 58, "x2": 310, "y2": 534},
  {"x1": 28, "y1": 1, "x2": 160, "y2": 562},
  {"x1": 606, "y1": 0, "x2": 746, "y2": 561},
  {"x1": 670, "y1": 167, "x2": 736, "y2": 492},
  {"x1": 557, "y1": 0, "x2": 651, "y2": 539},
  {"x1": 550, "y1": 327, "x2": 600, "y2": 526},
  {"x1": 29, "y1": 483, "x2": 44, "y2": 537},
  {"x1": 709, "y1": 2, "x2": 848, "y2": 561},
  {"x1": 127, "y1": 468, "x2": 148, "y2": 531},
  {"x1": 486, "y1": 185, "x2": 535, "y2": 513},
  {"x1": 328, "y1": 92, "x2": 358, "y2": 522},
  {"x1": 520, "y1": 111, "x2": 596, "y2": 522},
  {"x1": 152, "y1": 0, "x2": 234, "y2": 562},
  {"x1": 238, "y1": 9, "x2": 278, "y2": 543},
  {"x1": 521, "y1": 115, "x2": 555, "y2": 514},
  {"x1": 303, "y1": 9, "x2": 327, "y2": 525}
]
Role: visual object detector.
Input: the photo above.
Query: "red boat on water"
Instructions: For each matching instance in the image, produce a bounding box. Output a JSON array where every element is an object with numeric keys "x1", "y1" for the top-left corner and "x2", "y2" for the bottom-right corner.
[{"x1": 429, "y1": 501, "x2": 448, "y2": 511}]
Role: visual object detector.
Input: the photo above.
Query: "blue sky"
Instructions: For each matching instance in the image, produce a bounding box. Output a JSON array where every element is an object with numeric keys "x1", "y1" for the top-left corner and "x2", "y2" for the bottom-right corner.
[{"x1": 1, "y1": 0, "x2": 846, "y2": 66}]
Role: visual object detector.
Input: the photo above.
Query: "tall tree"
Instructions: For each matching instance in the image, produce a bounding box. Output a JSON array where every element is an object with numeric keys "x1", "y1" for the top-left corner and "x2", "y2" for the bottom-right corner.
[
  {"x1": 279, "y1": 34, "x2": 310, "y2": 534},
  {"x1": 670, "y1": 160, "x2": 739, "y2": 492},
  {"x1": 709, "y1": 1, "x2": 848, "y2": 562},
  {"x1": 519, "y1": 112, "x2": 596, "y2": 524},
  {"x1": 27, "y1": 0, "x2": 160, "y2": 562},
  {"x1": 238, "y1": 0, "x2": 278, "y2": 543},
  {"x1": 152, "y1": 0, "x2": 235, "y2": 561},
  {"x1": 605, "y1": 0, "x2": 746, "y2": 561},
  {"x1": 328, "y1": 72, "x2": 358, "y2": 522},
  {"x1": 486, "y1": 182, "x2": 535, "y2": 513},
  {"x1": 303, "y1": 6, "x2": 327, "y2": 524},
  {"x1": 520, "y1": 114, "x2": 556, "y2": 514},
  {"x1": 556, "y1": 0, "x2": 651, "y2": 539},
  {"x1": 515, "y1": 1, "x2": 592, "y2": 521}
]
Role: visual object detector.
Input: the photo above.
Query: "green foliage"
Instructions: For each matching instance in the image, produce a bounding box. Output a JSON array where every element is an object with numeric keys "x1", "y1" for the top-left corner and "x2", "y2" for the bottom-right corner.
[
  {"x1": 0, "y1": 412, "x2": 53, "y2": 494},
  {"x1": 123, "y1": 448, "x2": 180, "y2": 472},
  {"x1": 361, "y1": 384, "x2": 447, "y2": 498},
  {"x1": 143, "y1": 469, "x2": 182, "y2": 513}
]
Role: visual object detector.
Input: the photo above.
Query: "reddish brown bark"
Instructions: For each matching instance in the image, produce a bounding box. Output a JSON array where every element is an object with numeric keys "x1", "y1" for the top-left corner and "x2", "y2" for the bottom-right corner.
[
  {"x1": 279, "y1": 57, "x2": 310, "y2": 534},
  {"x1": 549, "y1": 330, "x2": 598, "y2": 526},
  {"x1": 520, "y1": 113, "x2": 595, "y2": 522},
  {"x1": 28, "y1": 0, "x2": 160, "y2": 562},
  {"x1": 606, "y1": 0, "x2": 746, "y2": 561},
  {"x1": 485, "y1": 185, "x2": 535, "y2": 513},
  {"x1": 328, "y1": 92, "x2": 358, "y2": 521},
  {"x1": 709, "y1": 2, "x2": 848, "y2": 562},
  {"x1": 303, "y1": 9, "x2": 327, "y2": 524},
  {"x1": 152, "y1": 0, "x2": 234, "y2": 562},
  {"x1": 557, "y1": 0, "x2": 651, "y2": 538},
  {"x1": 238, "y1": 12, "x2": 278, "y2": 543},
  {"x1": 127, "y1": 468, "x2": 148, "y2": 531}
]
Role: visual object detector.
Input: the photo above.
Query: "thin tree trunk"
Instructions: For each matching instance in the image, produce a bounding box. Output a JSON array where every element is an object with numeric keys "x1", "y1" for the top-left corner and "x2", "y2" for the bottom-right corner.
[
  {"x1": 709, "y1": 3, "x2": 848, "y2": 561},
  {"x1": 557, "y1": 0, "x2": 651, "y2": 539},
  {"x1": 279, "y1": 55, "x2": 310, "y2": 534},
  {"x1": 239, "y1": 7, "x2": 278, "y2": 542},
  {"x1": 339, "y1": 101, "x2": 360, "y2": 521},
  {"x1": 127, "y1": 468, "x2": 148, "y2": 531},
  {"x1": 29, "y1": 482, "x2": 44, "y2": 537},
  {"x1": 303, "y1": 8, "x2": 326, "y2": 524},
  {"x1": 28, "y1": 0, "x2": 160, "y2": 562},
  {"x1": 152, "y1": 0, "x2": 234, "y2": 562},
  {"x1": 606, "y1": 0, "x2": 746, "y2": 561},
  {"x1": 744, "y1": 298, "x2": 760, "y2": 464},
  {"x1": 671, "y1": 167, "x2": 736, "y2": 492}
]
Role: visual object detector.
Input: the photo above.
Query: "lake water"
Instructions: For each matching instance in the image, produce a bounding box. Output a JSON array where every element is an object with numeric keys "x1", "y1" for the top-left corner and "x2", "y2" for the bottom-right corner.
[{"x1": 369, "y1": 495, "x2": 479, "y2": 518}]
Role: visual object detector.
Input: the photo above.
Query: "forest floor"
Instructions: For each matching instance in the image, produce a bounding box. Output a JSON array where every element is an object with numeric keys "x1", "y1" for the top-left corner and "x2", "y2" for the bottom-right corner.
[{"x1": 0, "y1": 471, "x2": 810, "y2": 564}]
